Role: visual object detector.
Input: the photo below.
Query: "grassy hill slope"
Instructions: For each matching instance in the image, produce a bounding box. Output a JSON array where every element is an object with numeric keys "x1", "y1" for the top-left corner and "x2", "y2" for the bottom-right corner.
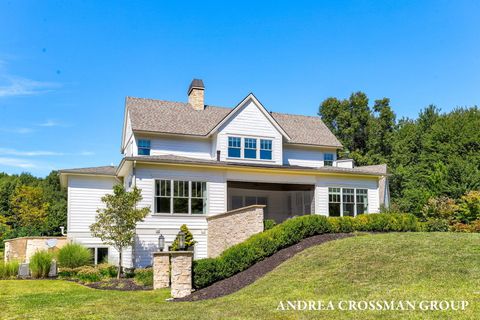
[{"x1": 1, "y1": 233, "x2": 479, "y2": 319}]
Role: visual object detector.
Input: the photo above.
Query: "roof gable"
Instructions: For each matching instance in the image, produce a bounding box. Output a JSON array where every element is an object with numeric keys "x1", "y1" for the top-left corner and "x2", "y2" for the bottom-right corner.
[{"x1": 208, "y1": 93, "x2": 291, "y2": 140}]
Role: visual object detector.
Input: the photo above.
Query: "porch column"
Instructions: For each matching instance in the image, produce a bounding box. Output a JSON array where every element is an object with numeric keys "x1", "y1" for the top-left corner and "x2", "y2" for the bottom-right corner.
[
  {"x1": 170, "y1": 251, "x2": 193, "y2": 298},
  {"x1": 153, "y1": 252, "x2": 170, "y2": 289}
]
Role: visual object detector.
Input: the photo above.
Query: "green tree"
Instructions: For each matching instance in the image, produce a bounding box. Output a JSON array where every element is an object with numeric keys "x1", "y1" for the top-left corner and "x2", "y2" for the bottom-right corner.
[
  {"x1": 90, "y1": 185, "x2": 150, "y2": 278},
  {"x1": 9, "y1": 185, "x2": 49, "y2": 233}
]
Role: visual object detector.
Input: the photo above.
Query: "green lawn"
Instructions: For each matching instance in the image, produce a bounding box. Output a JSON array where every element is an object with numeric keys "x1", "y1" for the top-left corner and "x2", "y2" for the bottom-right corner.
[{"x1": 1, "y1": 233, "x2": 479, "y2": 320}]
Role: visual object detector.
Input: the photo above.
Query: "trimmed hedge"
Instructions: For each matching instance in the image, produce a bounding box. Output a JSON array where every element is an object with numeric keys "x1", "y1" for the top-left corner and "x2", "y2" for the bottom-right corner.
[{"x1": 193, "y1": 213, "x2": 420, "y2": 289}]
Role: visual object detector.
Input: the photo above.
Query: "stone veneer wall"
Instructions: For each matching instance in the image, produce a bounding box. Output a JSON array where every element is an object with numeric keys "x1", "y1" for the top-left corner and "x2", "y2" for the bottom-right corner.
[
  {"x1": 153, "y1": 252, "x2": 170, "y2": 289},
  {"x1": 170, "y1": 252, "x2": 193, "y2": 298},
  {"x1": 4, "y1": 237, "x2": 69, "y2": 262},
  {"x1": 207, "y1": 205, "x2": 265, "y2": 258}
]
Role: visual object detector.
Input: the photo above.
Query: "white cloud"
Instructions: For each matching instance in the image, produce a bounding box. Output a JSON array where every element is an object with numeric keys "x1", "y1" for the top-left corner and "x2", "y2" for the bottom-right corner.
[
  {"x1": 0, "y1": 148, "x2": 63, "y2": 156},
  {"x1": 0, "y1": 148, "x2": 95, "y2": 157},
  {"x1": 0, "y1": 127, "x2": 34, "y2": 134},
  {"x1": 38, "y1": 120, "x2": 60, "y2": 127},
  {"x1": 0, "y1": 75, "x2": 59, "y2": 97},
  {"x1": 0, "y1": 157, "x2": 36, "y2": 168}
]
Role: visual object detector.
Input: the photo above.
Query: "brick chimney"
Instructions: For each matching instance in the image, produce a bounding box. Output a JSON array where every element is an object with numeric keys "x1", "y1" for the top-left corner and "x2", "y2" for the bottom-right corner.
[{"x1": 188, "y1": 79, "x2": 205, "y2": 110}]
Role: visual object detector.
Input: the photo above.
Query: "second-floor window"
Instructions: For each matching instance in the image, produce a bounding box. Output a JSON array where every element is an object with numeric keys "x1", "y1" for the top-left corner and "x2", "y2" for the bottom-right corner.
[
  {"x1": 244, "y1": 138, "x2": 257, "y2": 159},
  {"x1": 138, "y1": 139, "x2": 151, "y2": 155},
  {"x1": 228, "y1": 137, "x2": 241, "y2": 158},
  {"x1": 227, "y1": 136, "x2": 273, "y2": 160},
  {"x1": 324, "y1": 153, "x2": 334, "y2": 166},
  {"x1": 260, "y1": 139, "x2": 272, "y2": 160}
]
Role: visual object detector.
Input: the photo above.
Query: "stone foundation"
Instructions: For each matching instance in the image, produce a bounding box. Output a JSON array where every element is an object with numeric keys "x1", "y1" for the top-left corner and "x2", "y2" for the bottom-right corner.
[
  {"x1": 207, "y1": 205, "x2": 265, "y2": 258},
  {"x1": 4, "y1": 237, "x2": 68, "y2": 262},
  {"x1": 170, "y1": 251, "x2": 193, "y2": 298},
  {"x1": 153, "y1": 252, "x2": 170, "y2": 289}
]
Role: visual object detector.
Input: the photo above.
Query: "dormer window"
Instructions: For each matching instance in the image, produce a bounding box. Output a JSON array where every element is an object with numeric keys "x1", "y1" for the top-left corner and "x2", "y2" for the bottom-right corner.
[
  {"x1": 244, "y1": 138, "x2": 257, "y2": 159},
  {"x1": 260, "y1": 139, "x2": 272, "y2": 160},
  {"x1": 324, "y1": 153, "x2": 334, "y2": 166},
  {"x1": 138, "y1": 139, "x2": 151, "y2": 155},
  {"x1": 228, "y1": 137, "x2": 241, "y2": 158}
]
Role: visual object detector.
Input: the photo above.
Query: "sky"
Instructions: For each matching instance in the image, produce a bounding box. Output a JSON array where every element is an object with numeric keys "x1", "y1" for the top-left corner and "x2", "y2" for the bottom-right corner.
[{"x1": 0, "y1": 1, "x2": 479, "y2": 177}]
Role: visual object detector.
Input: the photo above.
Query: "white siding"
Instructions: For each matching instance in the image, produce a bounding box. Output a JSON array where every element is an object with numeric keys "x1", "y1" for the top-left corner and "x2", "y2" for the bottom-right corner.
[
  {"x1": 315, "y1": 176, "x2": 380, "y2": 216},
  {"x1": 123, "y1": 112, "x2": 135, "y2": 156},
  {"x1": 283, "y1": 146, "x2": 337, "y2": 167},
  {"x1": 68, "y1": 176, "x2": 116, "y2": 233},
  {"x1": 131, "y1": 164, "x2": 227, "y2": 265},
  {"x1": 217, "y1": 99, "x2": 283, "y2": 165},
  {"x1": 136, "y1": 135, "x2": 213, "y2": 160},
  {"x1": 67, "y1": 175, "x2": 132, "y2": 268}
]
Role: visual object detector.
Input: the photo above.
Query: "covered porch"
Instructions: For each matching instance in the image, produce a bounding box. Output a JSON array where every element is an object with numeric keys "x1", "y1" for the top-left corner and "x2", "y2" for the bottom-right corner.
[{"x1": 227, "y1": 181, "x2": 315, "y2": 223}]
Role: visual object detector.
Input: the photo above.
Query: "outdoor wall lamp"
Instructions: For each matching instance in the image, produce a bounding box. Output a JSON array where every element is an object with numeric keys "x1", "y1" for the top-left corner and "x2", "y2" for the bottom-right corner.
[
  {"x1": 158, "y1": 234, "x2": 165, "y2": 252},
  {"x1": 178, "y1": 231, "x2": 186, "y2": 250}
]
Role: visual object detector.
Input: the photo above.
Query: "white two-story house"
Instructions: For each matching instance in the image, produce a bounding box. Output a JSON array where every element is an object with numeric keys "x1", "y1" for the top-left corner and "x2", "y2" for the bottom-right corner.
[{"x1": 60, "y1": 79, "x2": 389, "y2": 267}]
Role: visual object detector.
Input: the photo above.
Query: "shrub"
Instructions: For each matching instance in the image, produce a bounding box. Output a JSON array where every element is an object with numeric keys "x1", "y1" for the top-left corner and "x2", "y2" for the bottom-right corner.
[
  {"x1": 171, "y1": 224, "x2": 196, "y2": 251},
  {"x1": 192, "y1": 213, "x2": 419, "y2": 289},
  {"x1": 424, "y1": 219, "x2": 450, "y2": 232},
  {"x1": 456, "y1": 191, "x2": 480, "y2": 223},
  {"x1": 263, "y1": 219, "x2": 277, "y2": 230},
  {"x1": 134, "y1": 268, "x2": 153, "y2": 286},
  {"x1": 450, "y1": 222, "x2": 473, "y2": 233},
  {"x1": 76, "y1": 266, "x2": 101, "y2": 282},
  {"x1": 0, "y1": 260, "x2": 19, "y2": 279},
  {"x1": 421, "y1": 196, "x2": 458, "y2": 221},
  {"x1": 57, "y1": 243, "x2": 92, "y2": 268},
  {"x1": 469, "y1": 220, "x2": 480, "y2": 233},
  {"x1": 97, "y1": 263, "x2": 117, "y2": 278},
  {"x1": 30, "y1": 250, "x2": 53, "y2": 278},
  {"x1": 58, "y1": 267, "x2": 81, "y2": 278}
]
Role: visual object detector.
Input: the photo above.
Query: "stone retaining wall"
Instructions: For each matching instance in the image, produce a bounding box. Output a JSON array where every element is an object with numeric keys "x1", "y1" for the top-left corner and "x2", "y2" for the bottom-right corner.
[
  {"x1": 4, "y1": 237, "x2": 69, "y2": 262},
  {"x1": 206, "y1": 205, "x2": 265, "y2": 258}
]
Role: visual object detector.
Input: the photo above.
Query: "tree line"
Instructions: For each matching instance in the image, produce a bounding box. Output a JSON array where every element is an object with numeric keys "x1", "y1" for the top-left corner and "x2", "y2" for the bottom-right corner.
[
  {"x1": 0, "y1": 171, "x2": 67, "y2": 248},
  {"x1": 319, "y1": 92, "x2": 480, "y2": 215}
]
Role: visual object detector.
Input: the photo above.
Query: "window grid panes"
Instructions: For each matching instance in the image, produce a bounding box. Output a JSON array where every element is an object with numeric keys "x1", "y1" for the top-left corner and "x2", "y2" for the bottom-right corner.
[
  {"x1": 260, "y1": 139, "x2": 272, "y2": 160},
  {"x1": 356, "y1": 189, "x2": 368, "y2": 215},
  {"x1": 191, "y1": 181, "x2": 207, "y2": 214},
  {"x1": 342, "y1": 188, "x2": 355, "y2": 217},
  {"x1": 155, "y1": 180, "x2": 207, "y2": 215},
  {"x1": 328, "y1": 187, "x2": 369, "y2": 217},
  {"x1": 328, "y1": 187, "x2": 341, "y2": 217},
  {"x1": 244, "y1": 138, "x2": 257, "y2": 159},
  {"x1": 228, "y1": 137, "x2": 241, "y2": 158},
  {"x1": 138, "y1": 139, "x2": 151, "y2": 156},
  {"x1": 324, "y1": 153, "x2": 334, "y2": 166}
]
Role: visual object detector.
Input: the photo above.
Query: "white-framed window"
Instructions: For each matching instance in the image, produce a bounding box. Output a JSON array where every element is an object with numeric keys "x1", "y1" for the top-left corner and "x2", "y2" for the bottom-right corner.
[
  {"x1": 154, "y1": 179, "x2": 207, "y2": 214},
  {"x1": 328, "y1": 187, "x2": 368, "y2": 216},
  {"x1": 227, "y1": 136, "x2": 273, "y2": 160},
  {"x1": 356, "y1": 189, "x2": 368, "y2": 215},
  {"x1": 244, "y1": 138, "x2": 257, "y2": 159},
  {"x1": 138, "y1": 139, "x2": 151, "y2": 155},
  {"x1": 228, "y1": 137, "x2": 241, "y2": 158},
  {"x1": 88, "y1": 247, "x2": 109, "y2": 265},
  {"x1": 260, "y1": 139, "x2": 272, "y2": 160},
  {"x1": 328, "y1": 187, "x2": 341, "y2": 216},
  {"x1": 324, "y1": 153, "x2": 334, "y2": 166}
]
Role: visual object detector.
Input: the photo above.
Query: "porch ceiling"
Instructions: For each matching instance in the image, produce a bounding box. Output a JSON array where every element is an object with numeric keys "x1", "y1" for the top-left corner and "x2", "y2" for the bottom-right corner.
[{"x1": 227, "y1": 180, "x2": 314, "y2": 191}]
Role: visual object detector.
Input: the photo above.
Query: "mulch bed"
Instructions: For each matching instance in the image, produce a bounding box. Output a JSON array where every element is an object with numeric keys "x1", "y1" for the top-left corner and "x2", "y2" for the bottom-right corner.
[
  {"x1": 84, "y1": 278, "x2": 152, "y2": 291},
  {"x1": 175, "y1": 233, "x2": 354, "y2": 302}
]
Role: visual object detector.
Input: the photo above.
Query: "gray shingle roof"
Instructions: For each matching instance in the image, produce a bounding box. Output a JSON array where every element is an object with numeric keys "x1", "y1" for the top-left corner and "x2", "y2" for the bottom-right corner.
[
  {"x1": 126, "y1": 97, "x2": 343, "y2": 148},
  {"x1": 124, "y1": 155, "x2": 387, "y2": 176},
  {"x1": 59, "y1": 166, "x2": 117, "y2": 176}
]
